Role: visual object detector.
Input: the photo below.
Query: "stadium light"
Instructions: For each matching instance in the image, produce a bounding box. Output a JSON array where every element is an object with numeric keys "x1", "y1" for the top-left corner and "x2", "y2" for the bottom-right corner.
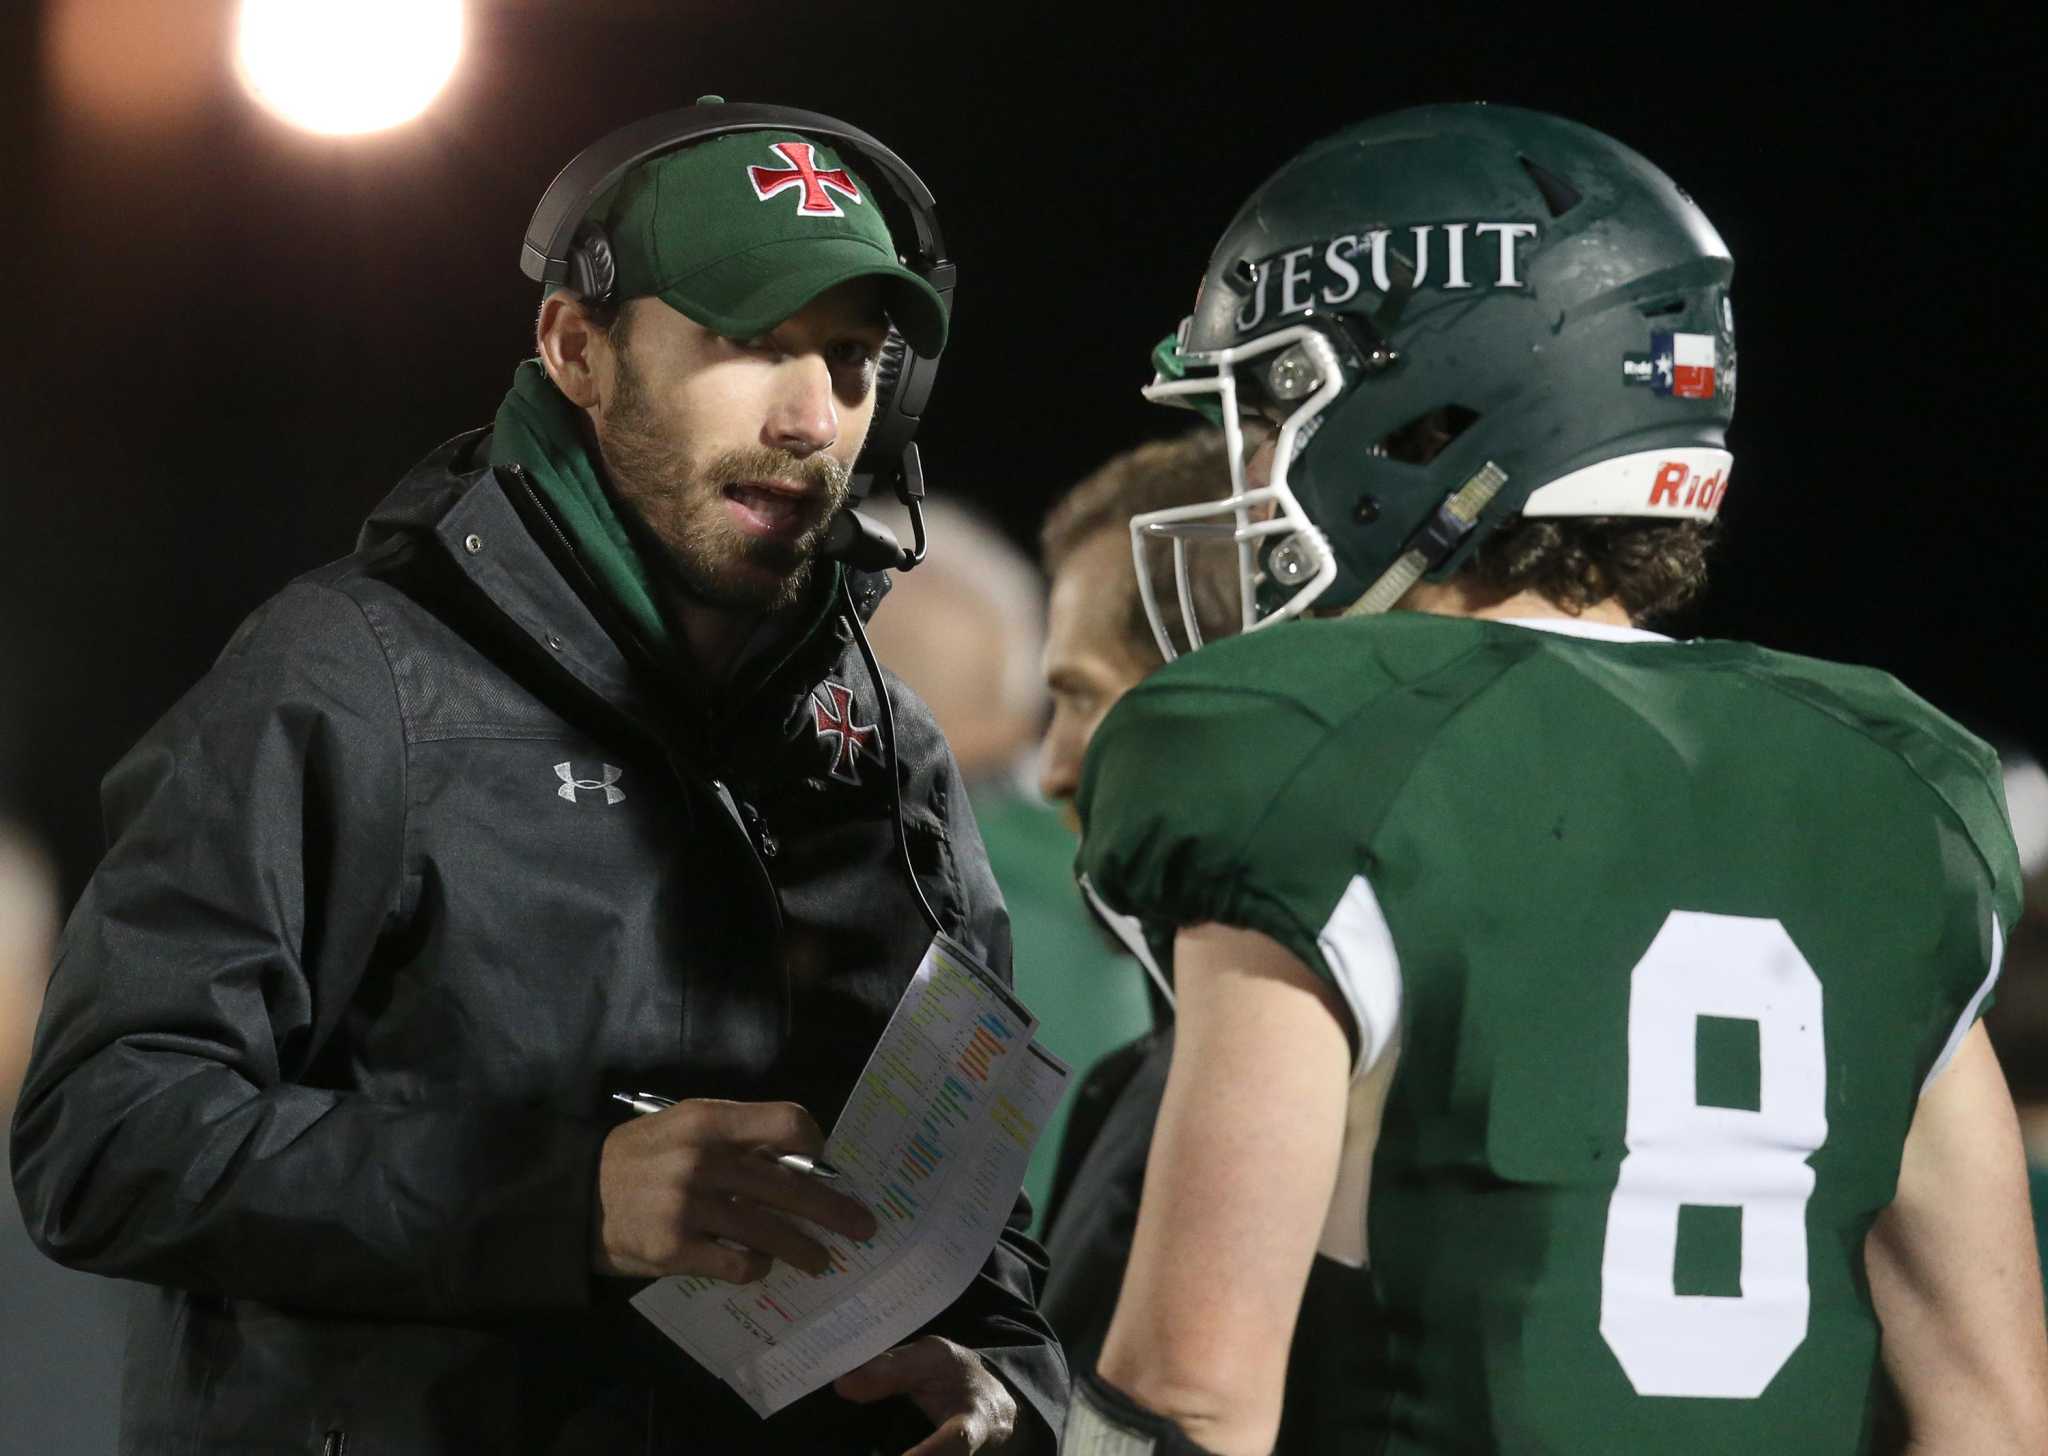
[{"x1": 235, "y1": 0, "x2": 463, "y2": 136}]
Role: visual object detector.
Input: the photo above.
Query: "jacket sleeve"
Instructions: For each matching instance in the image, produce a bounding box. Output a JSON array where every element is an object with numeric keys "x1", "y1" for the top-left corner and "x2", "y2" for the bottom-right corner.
[
  {"x1": 919, "y1": 1191, "x2": 1067, "y2": 1450},
  {"x1": 8, "y1": 580, "x2": 607, "y2": 1317},
  {"x1": 915, "y1": 745, "x2": 1070, "y2": 1451}
]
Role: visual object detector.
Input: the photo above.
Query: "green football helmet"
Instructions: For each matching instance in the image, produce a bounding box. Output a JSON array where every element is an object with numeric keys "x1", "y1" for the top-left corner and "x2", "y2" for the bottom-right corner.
[{"x1": 1140, "y1": 104, "x2": 1736, "y2": 658}]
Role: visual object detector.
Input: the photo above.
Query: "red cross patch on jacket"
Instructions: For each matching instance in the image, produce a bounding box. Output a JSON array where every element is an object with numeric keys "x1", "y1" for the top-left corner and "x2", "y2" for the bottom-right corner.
[{"x1": 811, "y1": 681, "x2": 879, "y2": 785}]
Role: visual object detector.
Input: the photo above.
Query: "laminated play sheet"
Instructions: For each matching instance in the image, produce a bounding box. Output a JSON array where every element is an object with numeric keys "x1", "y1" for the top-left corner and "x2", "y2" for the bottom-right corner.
[{"x1": 632, "y1": 935, "x2": 1069, "y2": 1416}]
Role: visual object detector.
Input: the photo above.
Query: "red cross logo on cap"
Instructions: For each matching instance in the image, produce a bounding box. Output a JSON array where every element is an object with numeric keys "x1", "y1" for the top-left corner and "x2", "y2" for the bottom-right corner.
[
  {"x1": 811, "y1": 681, "x2": 879, "y2": 785},
  {"x1": 748, "y1": 141, "x2": 863, "y2": 218}
]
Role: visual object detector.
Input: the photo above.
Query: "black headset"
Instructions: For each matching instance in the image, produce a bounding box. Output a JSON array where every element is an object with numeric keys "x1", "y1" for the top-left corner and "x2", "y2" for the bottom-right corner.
[{"x1": 520, "y1": 98, "x2": 955, "y2": 571}]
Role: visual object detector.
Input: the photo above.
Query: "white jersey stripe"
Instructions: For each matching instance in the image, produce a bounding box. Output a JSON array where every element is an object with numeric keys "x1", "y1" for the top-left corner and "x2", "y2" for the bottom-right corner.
[
  {"x1": 1921, "y1": 914, "x2": 2005, "y2": 1096},
  {"x1": 1316, "y1": 872, "x2": 1405, "y2": 1080},
  {"x1": 1078, "y1": 873, "x2": 1176, "y2": 1012}
]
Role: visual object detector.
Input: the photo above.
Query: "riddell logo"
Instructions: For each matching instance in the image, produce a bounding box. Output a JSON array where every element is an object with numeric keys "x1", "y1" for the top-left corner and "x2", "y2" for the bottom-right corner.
[{"x1": 1648, "y1": 460, "x2": 1727, "y2": 512}]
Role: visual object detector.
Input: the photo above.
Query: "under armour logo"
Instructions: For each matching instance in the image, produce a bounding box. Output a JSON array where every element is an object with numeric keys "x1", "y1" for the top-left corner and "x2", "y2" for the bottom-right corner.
[
  {"x1": 555, "y1": 761, "x2": 624, "y2": 805},
  {"x1": 747, "y1": 141, "x2": 863, "y2": 217},
  {"x1": 811, "y1": 682, "x2": 879, "y2": 786}
]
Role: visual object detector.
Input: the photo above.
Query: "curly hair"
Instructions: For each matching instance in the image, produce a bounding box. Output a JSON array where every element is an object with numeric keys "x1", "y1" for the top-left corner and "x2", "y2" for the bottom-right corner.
[{"x1": 1463, "y1": 516, "x2": 1717, "y2": 622}]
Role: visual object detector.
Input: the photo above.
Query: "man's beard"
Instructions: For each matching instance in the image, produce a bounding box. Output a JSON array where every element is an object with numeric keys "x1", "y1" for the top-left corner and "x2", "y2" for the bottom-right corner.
[{"x1": 595, "y1": 353, "x2": 852, "y2": 613}]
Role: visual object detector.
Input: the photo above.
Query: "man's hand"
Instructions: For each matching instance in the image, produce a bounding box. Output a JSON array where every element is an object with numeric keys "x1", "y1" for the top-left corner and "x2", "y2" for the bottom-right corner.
[
  {"x1": 593, "y1": 1098, "x2": 878, "y2": 1282},
  {"x1": 835, "y1": 1336, "x2": 1020, "y2": 1455}
]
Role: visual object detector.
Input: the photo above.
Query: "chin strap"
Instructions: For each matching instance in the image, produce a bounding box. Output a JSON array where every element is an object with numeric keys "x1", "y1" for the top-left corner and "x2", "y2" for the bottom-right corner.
[
  {"x1": 1062, "y1": 1372, "x2": 1224, "y2": 1456},
  {"x1": 1345, "y1": 460, "x2": 1508, "y2": 617}
]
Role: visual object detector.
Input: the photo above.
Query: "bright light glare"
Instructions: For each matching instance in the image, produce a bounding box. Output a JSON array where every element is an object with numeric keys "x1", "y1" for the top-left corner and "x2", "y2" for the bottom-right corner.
[{"x1": 236, "y1": 0, "x2": 463, "y2": 136}]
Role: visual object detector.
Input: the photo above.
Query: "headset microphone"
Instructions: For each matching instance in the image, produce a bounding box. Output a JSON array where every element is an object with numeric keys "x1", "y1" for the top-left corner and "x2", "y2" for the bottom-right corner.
[
  {"x1": 824, "y1": 436, "x2": 928, "y2": 572},
  {"x1": 823, "y1": 508, "x2": 909, "y2": 571}
]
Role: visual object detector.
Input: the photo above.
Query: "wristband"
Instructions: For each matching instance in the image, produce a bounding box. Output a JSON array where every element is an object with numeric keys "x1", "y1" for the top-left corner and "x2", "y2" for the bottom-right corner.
[{"x1": 1061, "y1": 1371, "x2": 1223, "y2": 1456}]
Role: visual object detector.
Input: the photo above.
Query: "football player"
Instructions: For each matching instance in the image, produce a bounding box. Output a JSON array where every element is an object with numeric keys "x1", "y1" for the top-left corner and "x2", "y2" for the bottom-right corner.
[
  {"x1": 1037, "y1": 430, "x2": 1385, "y2": 1453},
  {"x1": 1061, "y1": 105, "x2": 2048, "y2": 1455}
]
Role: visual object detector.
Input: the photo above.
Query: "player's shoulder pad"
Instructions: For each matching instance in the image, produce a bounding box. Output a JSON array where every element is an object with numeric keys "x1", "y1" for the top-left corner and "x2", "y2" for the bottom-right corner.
[
  {"x1": 1732, "y1": 645, "x2": 2023, "y2": 926},
  {"x1": 1074, "y1": 613, "x2": 1510, "y2": 929},
  {"x1": 1125, "y1": 610, "x2": 1505, "y2": 709}
]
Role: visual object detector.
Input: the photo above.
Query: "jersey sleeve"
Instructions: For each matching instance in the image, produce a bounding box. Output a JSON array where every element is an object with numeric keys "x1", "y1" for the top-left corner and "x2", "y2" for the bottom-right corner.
[
  {"x1": 1077, "y1": 678, "x2": 1332, "y2": 935},
  {"x1": 1746, "y1": 654, "x2": 2024, "y2": 1086},
  {"x1": 1078, "y1": 688, "x2": 1389, "y2": 1081},
  {"x1": 1907, "y1": 718, "x2": 2024, "y2": 1090},
  {"x1": 1753, "y1": 657, "x2": 2025, "y2": 930},
  {"x1": 1075, "y1": 619, "x2": 1507, "y2": 1075}
]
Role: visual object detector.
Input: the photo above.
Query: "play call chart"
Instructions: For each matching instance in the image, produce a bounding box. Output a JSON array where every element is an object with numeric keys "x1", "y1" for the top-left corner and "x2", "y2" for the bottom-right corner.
[{"x1": 632, "y1": 935, "x2": 1069, "y2": 1416}]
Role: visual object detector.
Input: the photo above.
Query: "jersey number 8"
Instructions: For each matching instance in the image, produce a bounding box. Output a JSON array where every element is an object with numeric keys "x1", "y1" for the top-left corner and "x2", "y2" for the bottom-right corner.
[{"x1": 1599, "y1": 910, "x2": 1828, "y2": 1399}]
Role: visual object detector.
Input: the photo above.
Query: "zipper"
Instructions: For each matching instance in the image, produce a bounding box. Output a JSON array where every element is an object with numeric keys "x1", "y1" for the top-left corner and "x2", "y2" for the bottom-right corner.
[
  {"x1": 320, "y1": 1432, "x2": 346, "y2": 1456},
  {"x1": 694, "y1": 761, "x2": 784, "y2": 940}
]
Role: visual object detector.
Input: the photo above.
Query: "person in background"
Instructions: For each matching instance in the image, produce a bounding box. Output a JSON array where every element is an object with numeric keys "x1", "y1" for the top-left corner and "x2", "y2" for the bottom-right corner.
[
  {"x1": 0, "y1": 832, "x2": 56, "y2": 1151},
  {"x1": 0, "y1": 819, "x2": 124, "y2": 1456},
  {"x1": 862, "y1": 498, "x2": 1148, "y2": 1232},
  {"x1": 1034, "y1": 430, "x2": 1382, "y2": 1451}
]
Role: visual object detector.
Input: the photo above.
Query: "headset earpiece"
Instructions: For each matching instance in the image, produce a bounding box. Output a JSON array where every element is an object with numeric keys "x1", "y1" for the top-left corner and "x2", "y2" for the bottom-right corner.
[
  {"x1": 567, "y1": 223, "x2": 618, "y2": 308},
  {"x1": 853, "y1": 328, "x2": 913, "y2": 501},
  {"x1": 873, "y1": 328, "x2": 908, "y2": 423}
]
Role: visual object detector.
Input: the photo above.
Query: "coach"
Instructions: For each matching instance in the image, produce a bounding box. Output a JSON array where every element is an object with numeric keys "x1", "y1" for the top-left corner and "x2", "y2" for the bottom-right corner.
[{"x1": 10, "y1": 101, "x2": 1060, "y2": 1454}]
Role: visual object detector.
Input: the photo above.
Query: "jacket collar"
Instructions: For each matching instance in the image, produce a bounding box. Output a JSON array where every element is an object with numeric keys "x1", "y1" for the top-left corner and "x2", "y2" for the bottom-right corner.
[
  {"x1": 439, "y1": 470, "x2": 657, "y2": 720},
  {"x1": 358, "y1": 431, "x2": 894, "y2": 741},
  {"x1": 486, "y1": 360, "x2": 671, "y2": 660},
  {"x1": 360, "y1": 430, "x2": 654, "y2": 723}
]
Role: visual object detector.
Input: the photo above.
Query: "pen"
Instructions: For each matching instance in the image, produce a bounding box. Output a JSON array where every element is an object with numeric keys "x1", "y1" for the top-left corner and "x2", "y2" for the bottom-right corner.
[{"x1": 609, "y1": 1091, "x2": 840, "y2": 1179}]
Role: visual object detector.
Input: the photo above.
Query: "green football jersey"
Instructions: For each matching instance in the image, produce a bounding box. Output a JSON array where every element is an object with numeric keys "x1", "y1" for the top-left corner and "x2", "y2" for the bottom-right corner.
[{"x1": 1076, "y1": 614, "x2": 2019, "y2": 1455}]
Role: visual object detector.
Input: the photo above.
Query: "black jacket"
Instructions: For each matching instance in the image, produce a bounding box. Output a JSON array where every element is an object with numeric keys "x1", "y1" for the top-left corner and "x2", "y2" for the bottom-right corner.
[{"x1": 10, "y1": 432, "x2": 1065, "y2": 1454}]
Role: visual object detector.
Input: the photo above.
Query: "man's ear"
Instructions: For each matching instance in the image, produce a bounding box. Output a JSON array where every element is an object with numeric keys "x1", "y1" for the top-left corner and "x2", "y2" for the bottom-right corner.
[{"x1": 536, "y1": 292, "x2": 612, "y2": 411}]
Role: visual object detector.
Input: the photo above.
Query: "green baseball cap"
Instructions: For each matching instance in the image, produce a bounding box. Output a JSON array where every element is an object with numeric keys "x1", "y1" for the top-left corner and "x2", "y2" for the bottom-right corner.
[{"x1": 598, "y1": 130, "x2": 948, "y2": 355}]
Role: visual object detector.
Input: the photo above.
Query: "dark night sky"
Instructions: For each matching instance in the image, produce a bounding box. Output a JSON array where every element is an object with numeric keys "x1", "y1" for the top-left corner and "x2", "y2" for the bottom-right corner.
[{"x1": 3, "y1": 1, "x2": 2043, "y2": 901}]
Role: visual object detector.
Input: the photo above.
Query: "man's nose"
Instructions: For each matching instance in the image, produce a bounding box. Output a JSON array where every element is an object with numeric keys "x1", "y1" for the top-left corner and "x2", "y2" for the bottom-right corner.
[
  {"x1": 765, "y1": 356, "x2": 837, "y2": 456},
  {"x1": 1038, "y1": 729, "x2": 1078, "y2": 805}
]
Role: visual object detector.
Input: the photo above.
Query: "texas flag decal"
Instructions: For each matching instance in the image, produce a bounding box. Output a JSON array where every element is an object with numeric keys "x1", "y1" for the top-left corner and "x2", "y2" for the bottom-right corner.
[{"x1": 1650, "y1": 330, "x2": 1716, "y2": 399}]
